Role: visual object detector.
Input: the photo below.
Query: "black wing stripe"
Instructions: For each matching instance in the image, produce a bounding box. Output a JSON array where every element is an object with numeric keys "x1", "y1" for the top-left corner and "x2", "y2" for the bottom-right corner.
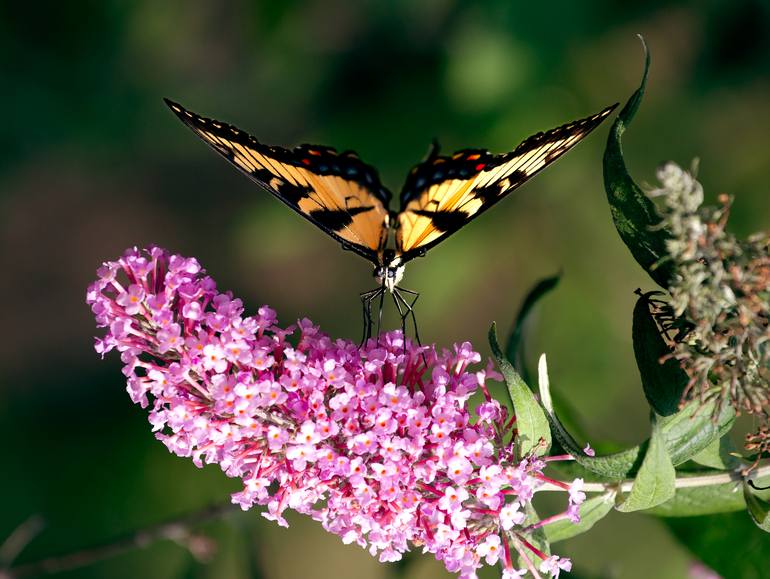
[{"x1": 302, "y1": 173, "x2": 373, "y2": 245}]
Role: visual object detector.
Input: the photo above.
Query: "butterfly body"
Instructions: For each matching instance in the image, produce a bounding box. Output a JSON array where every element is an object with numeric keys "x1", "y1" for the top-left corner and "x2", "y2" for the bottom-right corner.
[
  {"x1": 165, "y1": 97, "x2": 617, "y2": 338},
  {"x1": 373, "y1": 249, "x2": 406, "y2": 292}
]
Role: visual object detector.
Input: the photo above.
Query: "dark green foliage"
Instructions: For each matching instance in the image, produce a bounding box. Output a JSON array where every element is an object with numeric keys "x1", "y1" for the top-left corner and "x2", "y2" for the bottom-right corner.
[
  {"x1": 506, "y1": 272, "x2": 561, "y2": 384},
  {"x1": 602, "y1": 37, "x2": 673, "y2": 288},
  {"x1": 665, "y1": 511, "x2": 770, "y2": 578},
  {"x1": 632, "y1": 291, "x2": 688, "y2": 416},
  {"x1": 744, "y1": 483, "x2": 770, "y2": 532}
]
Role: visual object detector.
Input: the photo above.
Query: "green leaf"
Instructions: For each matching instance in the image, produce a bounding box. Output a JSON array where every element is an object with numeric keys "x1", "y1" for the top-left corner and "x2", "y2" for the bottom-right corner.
[
  {"x1": 690, "y1": 435, "x2": 740, "y2": 470},
  {"x1": 538, "y1": 353, "x2": 642, "y2": 479},
  {"x1": 665, "y1": 511, "x2": 770, "y2": 578},
  {"x1": 538, "y1": 355, "x2": 734, "y2": 480},
  {"x1": 602, "y1": 36, "x2": 672, "y2": 288},
  {"x1": 585, "y1": 400, "x2": 732, "y2": 480},
  {"x1": 647, "y1": 472, "x2": 746, "y2": 516},
  {"x1": 616, "y1": 416, "x2": 676, "y2": 512},
  {"x1": 489, "y1": 323, "x2": 551, "y2": 457},
  {"x1": 651, "y1": 467, "x2": 770, "y2": 517},
  {"x1": 632, "y1": 291, "x2": 688, "y2": 416},
  {"x1": 744, "y1": 483, "x2": 770, "y2": 532},
  {"x1": 506, "y1": 272, "x2": 561, "y2": 384},
  {"x1": 539, "y1": 355, "x2": 735, "y2": 479},
  {"x1": 659, "y1": 399, "x2": 735, "y2": 466},
  {"x1": 543, "y1": 492, "x2": 615, "y2": 543}
]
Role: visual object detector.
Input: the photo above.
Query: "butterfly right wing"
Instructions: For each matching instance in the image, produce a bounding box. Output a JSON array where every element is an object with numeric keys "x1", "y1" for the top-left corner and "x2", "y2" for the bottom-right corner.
[
  {"x1": 165, "y1": 99, "x2": 391, "y2": 265},
  {"x1": 395, "y1": 104, "x2": 618, "y2": 264}
]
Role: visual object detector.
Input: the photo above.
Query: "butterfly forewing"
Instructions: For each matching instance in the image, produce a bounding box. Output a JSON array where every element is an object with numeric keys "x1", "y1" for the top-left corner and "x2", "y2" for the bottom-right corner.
[
  {"x1": 395, "y1": 103, "x2": 618, "y2": 263},
  {"x1": 165, "y1": 99, "x2": 391, "y2": 264}
]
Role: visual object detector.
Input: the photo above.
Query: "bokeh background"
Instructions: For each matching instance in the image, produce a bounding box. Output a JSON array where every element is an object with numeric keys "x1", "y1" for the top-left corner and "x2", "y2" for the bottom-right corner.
[{"x1": 2, "y1": 1, "x2": 770, "y2": 578}]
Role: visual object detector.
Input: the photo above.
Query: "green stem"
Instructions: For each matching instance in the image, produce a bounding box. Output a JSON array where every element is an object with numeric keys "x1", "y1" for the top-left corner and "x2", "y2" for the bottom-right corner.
[{"x1": 538, "y1": 463, "x2": 770, "y2": 494}]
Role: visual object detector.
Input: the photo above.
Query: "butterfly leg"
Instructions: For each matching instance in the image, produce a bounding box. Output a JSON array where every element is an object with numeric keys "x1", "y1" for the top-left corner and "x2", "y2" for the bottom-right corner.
[
  {"x1": 394, "y1": 287, "x2": 427, "y2": 364},
  {"x1": 359, "y1": 292, "x2": 371, "y2": 347},
  {"x1": 359, "y1": 287, "x2": 382, "y2": 347},
  {"x1": 394, "y1": 286, "x2": 422, "y2": 348},
  {"x1": 391, "y1": 291, "x2": 408, "y2": 354},
  {"x1": 376, "y1": 283, "x2": 386, "y2": 342}
]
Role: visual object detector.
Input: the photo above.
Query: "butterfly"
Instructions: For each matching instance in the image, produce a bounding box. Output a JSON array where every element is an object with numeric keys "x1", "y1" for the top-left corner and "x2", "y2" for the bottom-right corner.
[{"x1": 165, "y1": 98, "x2": 617, "y2": 342}]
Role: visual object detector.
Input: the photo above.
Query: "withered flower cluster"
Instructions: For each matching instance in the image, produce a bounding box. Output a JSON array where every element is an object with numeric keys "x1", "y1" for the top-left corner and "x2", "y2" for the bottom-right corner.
[{"x1": 649, "y1": 162, "x2": 770, "y2": 458}]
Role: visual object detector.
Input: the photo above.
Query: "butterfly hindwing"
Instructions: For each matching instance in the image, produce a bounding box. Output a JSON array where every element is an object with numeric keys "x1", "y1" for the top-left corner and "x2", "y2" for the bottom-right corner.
[
  {"x1": 395, "y1": 103, "x2": 618, "y2": 263},
  {"x1": 165, "y1": 99, "x2": 391, "y2": 264}
]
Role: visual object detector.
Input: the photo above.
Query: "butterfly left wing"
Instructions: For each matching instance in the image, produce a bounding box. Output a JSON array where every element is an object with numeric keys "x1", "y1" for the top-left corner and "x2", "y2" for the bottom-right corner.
[
  {"x1": 165, "y1": 99, "x2": 391, "y2": 265},
  {"x1": 395, "y1": 103, "x2": 618, "y2": 264}
]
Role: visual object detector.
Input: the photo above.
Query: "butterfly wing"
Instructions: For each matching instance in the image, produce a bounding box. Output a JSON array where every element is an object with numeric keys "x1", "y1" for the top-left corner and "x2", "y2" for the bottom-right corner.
[
  {"x1": 165, "y1": 99, "x2": 391, "y2": 265},
  {"x1": 395, "y1": 103, "x2": 618, "y2": 264}
]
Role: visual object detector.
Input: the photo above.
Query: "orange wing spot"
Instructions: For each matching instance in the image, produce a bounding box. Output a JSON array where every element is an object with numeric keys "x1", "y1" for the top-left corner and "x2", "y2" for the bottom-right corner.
[
  {"x1": 466, "y1": 153, "x2": 480, "y2": 161},
  {"x1": 433, "y1": 158, "x2": 445, "y2": 164},
  {"x1": 308, "y1": 149, "x2": 321, "y2": 156}
]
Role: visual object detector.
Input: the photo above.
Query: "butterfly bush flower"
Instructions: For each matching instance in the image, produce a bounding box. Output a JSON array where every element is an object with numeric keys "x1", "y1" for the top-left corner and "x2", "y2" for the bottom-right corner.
[{"x1": 87, "y1": 246, "x2": 583, "y2": 578}]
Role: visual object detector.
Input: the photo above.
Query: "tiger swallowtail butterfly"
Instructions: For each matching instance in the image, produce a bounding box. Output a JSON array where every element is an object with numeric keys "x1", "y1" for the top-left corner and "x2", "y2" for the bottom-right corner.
[{"x1": 165, "y1": 98, "x2": 617, "y2": 341}]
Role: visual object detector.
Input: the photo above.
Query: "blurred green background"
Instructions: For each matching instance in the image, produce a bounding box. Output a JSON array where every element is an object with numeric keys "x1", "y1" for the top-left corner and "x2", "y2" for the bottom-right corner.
[{"x1": 1, "y1": 1, "x2": 769, "y2": 578}]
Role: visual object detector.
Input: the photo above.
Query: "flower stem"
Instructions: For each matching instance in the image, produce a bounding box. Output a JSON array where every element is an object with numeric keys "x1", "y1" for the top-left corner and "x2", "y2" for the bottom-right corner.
[{"x1": 538, "y1": 462, "x2": 770, "y2": 494}]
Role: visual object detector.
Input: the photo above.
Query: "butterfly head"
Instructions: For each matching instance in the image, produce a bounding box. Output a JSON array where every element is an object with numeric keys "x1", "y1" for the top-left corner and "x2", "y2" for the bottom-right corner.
[{"x1": 375, "y1": 250, "x2": 405, "y2": 293}]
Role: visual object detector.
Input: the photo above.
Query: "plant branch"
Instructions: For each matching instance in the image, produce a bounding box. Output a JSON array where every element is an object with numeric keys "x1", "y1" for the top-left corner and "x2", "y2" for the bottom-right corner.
[
  {"x1": 0, "y1": 502, "x2": 239, "y2": 579},
  {"x1": 0, "y1": 518, "x2": 45, "y2": 569},
  {"x1": 538, "y1": 462, "x2": 770, "y2": 494}
]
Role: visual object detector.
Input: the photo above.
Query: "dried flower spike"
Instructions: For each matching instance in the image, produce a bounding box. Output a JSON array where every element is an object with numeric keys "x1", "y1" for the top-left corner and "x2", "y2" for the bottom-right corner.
[{"x1": 648, "y1": 162, "x2": 770, "y2": 451}]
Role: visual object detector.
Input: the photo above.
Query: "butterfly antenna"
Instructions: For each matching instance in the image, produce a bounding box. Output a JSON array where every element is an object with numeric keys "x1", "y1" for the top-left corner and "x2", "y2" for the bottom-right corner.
[{"x1": 426, "y1": 138, "x2": 441, "y2": 160}]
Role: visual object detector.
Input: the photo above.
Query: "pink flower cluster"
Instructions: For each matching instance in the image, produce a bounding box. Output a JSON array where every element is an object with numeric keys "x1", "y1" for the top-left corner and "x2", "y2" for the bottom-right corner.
[{"x1": 87, "y1": 246, "x2": 581, "y2": 578}]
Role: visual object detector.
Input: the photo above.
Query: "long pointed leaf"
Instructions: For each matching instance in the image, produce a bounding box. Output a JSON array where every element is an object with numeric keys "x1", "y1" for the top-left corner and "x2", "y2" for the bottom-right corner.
[
  {"x1": 538, "y1": 354, "x2": 735, "y2": 480},
  {"x1": 632, "y1": 291, "x2": 688, "y2": 416},
  {"x1": 616, "y1": 415, "x2": 676, "y2": 512},
  {"x1": 744, "y1": 483, "x2": 770, "y2": 532},
  {"x1": 602, "y1": 36, "x2": 672, "y2": 287},
  {"x1": 506, "y1": 272, "x2": 561, "y2": 383},
  {"x1": 489, "y1": 323, "x2": 551, "y2": 457},
  {"x1": 543, "y1": 492, "x2": 615, "y2": 543}
]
